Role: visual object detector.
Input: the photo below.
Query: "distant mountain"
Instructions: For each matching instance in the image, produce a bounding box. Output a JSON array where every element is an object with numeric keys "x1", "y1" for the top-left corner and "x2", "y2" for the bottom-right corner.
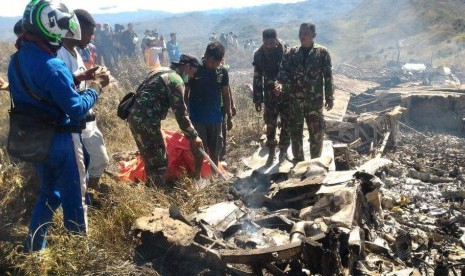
[
  {"x1": 93, "y1": 10, "x2": 172, "y2": 26},
  {"x1": 0, "y1": 0, "x2": 362, "y2": 46},
  {"x1": 133, "y1": 0, "x2": 362, "y2": 40},
  {"x1": 326, "y1": 0, "x2": 465, "y2": 68},
  {"x1": 7, "y1": 0, "x2": 464, "y2": 71},
  {"x1": 0, "y1": 10, "x2": 172, "y2": 42}
]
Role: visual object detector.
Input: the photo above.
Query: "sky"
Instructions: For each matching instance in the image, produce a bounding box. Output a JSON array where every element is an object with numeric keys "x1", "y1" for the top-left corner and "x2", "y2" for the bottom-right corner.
[{"x1": 1, "y1": 0, "x2": 305, "y2": 17}]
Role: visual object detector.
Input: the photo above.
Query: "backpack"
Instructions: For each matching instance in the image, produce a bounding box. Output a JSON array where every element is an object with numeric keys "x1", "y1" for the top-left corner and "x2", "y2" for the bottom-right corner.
[{"x1": 117, "y1": 68, "x2": 173, "y2": 120}]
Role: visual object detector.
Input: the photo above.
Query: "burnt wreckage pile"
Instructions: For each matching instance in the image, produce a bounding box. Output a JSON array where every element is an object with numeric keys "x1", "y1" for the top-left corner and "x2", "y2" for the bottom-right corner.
[{"x1": 131, "y1": 69, "x2": 465, "y2": 275}]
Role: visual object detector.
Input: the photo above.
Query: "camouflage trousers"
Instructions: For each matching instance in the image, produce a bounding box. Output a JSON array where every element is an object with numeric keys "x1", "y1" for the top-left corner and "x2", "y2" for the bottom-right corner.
[
  {"x1": 288, "y1": 98, "x2": 325, "y2": 161},
  {"x1": 128, "y1": 121, "x2": 168, "y2": 187},
  {"x1": 263, "y1": 95, "x2": 290, "y2": 150}
]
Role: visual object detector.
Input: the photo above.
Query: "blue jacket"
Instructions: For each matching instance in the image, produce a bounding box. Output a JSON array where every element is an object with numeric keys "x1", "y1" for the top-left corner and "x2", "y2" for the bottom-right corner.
[{"x1": 8, "y1": 41, "x2": 98, "y2": 128}]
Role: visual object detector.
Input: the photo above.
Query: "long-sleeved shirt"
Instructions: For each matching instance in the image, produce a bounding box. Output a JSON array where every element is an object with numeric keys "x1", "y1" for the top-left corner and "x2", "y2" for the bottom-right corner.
[
  {"x1": 128, "y1": 68, "x2": 197, "y2": 139},
  {"x1": 252, "y1": 39, "x2": 287, "y2": 104},
  {"x1": 8, "y1": 41, "x2": 98, "y2": 128},
  {"x1": 166, "y1": 40, "x2": 180, "y2": 63},
  {"x1": 277, "y1": 43, "x2": 334, "y2": 103}
]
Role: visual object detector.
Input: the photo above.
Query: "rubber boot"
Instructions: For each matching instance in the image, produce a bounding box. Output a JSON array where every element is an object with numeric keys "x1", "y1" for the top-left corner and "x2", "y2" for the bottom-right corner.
[
  {"x1": 278, "y1": 149, "x2": 288, "y2": 164},
  {"x1": 291, "y1": 142, "x2": 304, "y2": 164},
  {"x1": 265, "y1": 147, "x2": 276, "y2": 166}
]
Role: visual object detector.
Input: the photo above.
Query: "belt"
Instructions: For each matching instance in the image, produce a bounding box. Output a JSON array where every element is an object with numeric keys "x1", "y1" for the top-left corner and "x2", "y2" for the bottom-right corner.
[{"x1": 56, "y1": 125, "x2": 82, "y2": 133}]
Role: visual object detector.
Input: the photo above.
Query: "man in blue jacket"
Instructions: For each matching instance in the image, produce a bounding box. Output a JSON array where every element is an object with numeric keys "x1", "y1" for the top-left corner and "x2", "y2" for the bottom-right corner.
[{"x1": 8, "y1": 0, "x2": 110, "y2": 252}]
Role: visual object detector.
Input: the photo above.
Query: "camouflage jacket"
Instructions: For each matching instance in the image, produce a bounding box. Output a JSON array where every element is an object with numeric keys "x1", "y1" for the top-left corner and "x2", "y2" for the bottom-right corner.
[
  {"x1": 128, "y1": 68, "x2": 198, "y2": 139},
  {"x1": 252, "y1": 39, "x2": 288, "y2": 104},
  {"x1": 277, "y1": 43, "x2": 334, "y2": 102}
]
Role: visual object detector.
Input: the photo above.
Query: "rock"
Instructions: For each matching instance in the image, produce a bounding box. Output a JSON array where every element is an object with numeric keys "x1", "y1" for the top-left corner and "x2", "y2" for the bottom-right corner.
[
  {"x1": 132, "y1": 208, "x2": 198, "y2": 246},
  {"x1": 382, "y1": 195, "x2": 396, "y2": 210},
  {"x1": 407, "y1": 168, "x2": 430, "y2": 182},
  {"x1": 308, "y1": 187, "x2": 363, "y2": 229},
  {"x1": 348, "y1": 226, "x2": 365, "y2": 255},
  {"x1": 393, "y1": 230, "x2": 412, "y2": 261},
  {"x1": 366, "y1": 189, "x2": 383, "y2": 216}
]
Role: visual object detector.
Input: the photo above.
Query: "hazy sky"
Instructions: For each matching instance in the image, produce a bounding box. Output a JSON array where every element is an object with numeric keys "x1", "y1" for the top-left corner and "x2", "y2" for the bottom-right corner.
[{"x1": 2, "y1": 0, "x2": 304, "y2": 17}]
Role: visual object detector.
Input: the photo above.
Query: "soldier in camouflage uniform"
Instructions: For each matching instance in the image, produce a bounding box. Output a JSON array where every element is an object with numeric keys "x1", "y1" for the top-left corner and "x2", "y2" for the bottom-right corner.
[
  {"x1": 128, "y1": 54, "x2": 204, "y2": 186},
  {"x1": 276, "y1": 23, "x2": 334, "y2": 162},
  {"x1": 253, "y1": 29, "x2": 290, "y2": 166}
]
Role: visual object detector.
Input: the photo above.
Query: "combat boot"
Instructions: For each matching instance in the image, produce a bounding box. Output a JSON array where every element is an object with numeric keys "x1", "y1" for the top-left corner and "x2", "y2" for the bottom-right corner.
[
  {"x1": 278, "y1": 150, "x2": 288, "y2": 164},
  {"x1": 265, "y1": 147, "x2": 276, "y2": 166}
]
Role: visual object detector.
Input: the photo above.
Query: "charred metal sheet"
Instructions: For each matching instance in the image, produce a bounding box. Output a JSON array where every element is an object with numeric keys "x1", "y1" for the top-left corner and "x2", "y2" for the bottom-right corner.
[{"x1": 219, "y1": 241, "x2": 302, "y2": 264}]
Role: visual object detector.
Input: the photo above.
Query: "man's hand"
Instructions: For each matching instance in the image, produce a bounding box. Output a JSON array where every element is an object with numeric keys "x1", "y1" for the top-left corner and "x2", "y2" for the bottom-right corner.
[
  {"x1": 325, "y1": 100, "x2": 334, "y2": 111},
  {"x1": 232, "y1": 106, "x2": 237, "y2": 117},
  {"x1": 0, "y1": 77, "x2": 9, "y2": 91},
  {"x1": 92, "y1": 67, "x2": 110, "y2": 88},
  {"x1": 191, "y1": 136, "x2": 204, "y2": 150},
  {"x1": 74, "y1": 66, "x2": 100, "y2": 82},
  {"x1": 255, "y1": 103, "x2": 262, "y2": 112},
  {"x1": 227, "y1": 117, "x2": 233, "y2": 131},
  {"x1": 274, "y1": 83, "x2": 283, "y2": 97}
]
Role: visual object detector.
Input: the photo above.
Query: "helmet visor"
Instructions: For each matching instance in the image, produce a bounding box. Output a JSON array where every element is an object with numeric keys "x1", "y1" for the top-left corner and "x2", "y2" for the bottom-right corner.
[{"x1": 63, "y1": 11, "x2": 81, "y2": 41}]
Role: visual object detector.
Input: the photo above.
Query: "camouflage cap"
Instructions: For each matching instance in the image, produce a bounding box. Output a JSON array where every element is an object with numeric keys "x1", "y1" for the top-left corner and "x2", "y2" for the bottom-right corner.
[{"x1": 177, "y1": 54, "x2": 202, "y2": 68}]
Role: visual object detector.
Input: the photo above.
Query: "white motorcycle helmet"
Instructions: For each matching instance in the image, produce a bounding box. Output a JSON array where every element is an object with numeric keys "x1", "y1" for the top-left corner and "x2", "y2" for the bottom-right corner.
[{"x1": 22, "y1": 0, "x2": 81, "y2": 46}]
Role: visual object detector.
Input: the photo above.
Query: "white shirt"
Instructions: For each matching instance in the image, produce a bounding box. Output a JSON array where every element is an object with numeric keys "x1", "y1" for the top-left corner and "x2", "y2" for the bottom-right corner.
[{"x1": 57, "y1": 46, "x2": 97, "y2": 138}]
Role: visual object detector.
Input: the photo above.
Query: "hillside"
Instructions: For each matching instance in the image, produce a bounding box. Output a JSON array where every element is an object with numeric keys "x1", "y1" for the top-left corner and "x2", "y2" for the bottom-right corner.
[
  {"x1": 327, "y1": 0, "x2": 465, "y2": 69},
  {"x1": 2, "y1": 0, "x2": 465, "y2": 70}
]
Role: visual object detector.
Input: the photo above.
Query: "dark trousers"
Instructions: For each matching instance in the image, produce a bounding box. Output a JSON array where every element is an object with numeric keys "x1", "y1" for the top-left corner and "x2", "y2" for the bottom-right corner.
[
  {"x1": 220, "y1": 107, "x2": 227, "y2": 161},
  {"x1": 193, "y1": 122, "x2": 222, "y2": 166}
]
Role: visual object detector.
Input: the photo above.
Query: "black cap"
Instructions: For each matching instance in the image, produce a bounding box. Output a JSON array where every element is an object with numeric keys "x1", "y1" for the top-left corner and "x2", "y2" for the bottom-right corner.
[{"x1": 177, "y1": 54, "x2": 202, "y2": 68}]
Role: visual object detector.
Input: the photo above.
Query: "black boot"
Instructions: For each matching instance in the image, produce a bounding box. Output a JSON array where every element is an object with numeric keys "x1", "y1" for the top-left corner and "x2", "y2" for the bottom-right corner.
[
  {"x1": 265, "y1": 147, "x2": 276, "y2": 166},
  {"x1": 278, "y1": 150, "x2": 288, "y2": 164}
]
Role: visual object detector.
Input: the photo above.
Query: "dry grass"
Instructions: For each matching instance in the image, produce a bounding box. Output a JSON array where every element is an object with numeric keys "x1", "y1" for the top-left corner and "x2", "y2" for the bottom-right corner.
[{"x1": 0, "y1": 52, "x2": 260, "y2": 274}]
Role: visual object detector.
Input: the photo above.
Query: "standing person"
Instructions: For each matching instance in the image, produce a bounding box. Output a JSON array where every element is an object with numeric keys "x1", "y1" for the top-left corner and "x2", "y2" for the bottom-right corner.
[
  {"x1": 144, "y1": 37, "x2": 163, "y2": 69},
  {"x1": 158, "y1": 35, "x2": 167, "y2": 66},
  {"x1": 93, "y1": 23, "x2": 103, "y2": 65},
  {"x1": 112, "y1": 24, "x2": 124, "y2": 64},
  {"x1": 167, "y1": 32, "x2": 181, "y2": 62},
  {"x1": 9, "y1": 0, "x2": 109, "y2": 251},
  {"x1": 276, "y1": 23, "x2": 334, "y2": 162},
  {"x1": 128, "y1": 54, "x2": 203, "y2": 186},
  {"x1": 219, "y1": 32, "x2": 227, "y2": 47},
  {"x1": 185, "y1": 42, "x2": 233, "y2": 169},
  {"x1": 219, "y1": 58, "x2": 236, "y2": 165},
  {"x1": 100, "y1": 23, "x2": 114, "y2": 70},
  {"x1": 121, "y1": 23, "x2": 137, "y2": 57},
  {"x1": 253, "y1": 29, "x2": 290, "y2": 166},
  {"x1": 57, "y1": 9, "x2": 110, "y2": 192},
  {"x1": 141, "y1": 30, "x2": 151, "y2": 59},
  {"x1": 78, "y1": 42, "x2": 97, "y2": 69}
]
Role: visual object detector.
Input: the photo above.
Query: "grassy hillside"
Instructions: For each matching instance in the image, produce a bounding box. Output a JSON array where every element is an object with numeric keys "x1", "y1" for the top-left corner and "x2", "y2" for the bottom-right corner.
[
  {"x1": 0, "y1": 45, "x2": 260, "y2": 274},
  {"x1": 327, "y1": 0, "x2": 465, "y2": 69}
]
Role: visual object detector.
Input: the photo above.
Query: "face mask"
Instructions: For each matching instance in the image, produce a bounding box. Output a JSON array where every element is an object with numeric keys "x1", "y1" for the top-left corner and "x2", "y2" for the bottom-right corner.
[{"x1": 181, "y1": 72, "x2": 189, "y2": 84}]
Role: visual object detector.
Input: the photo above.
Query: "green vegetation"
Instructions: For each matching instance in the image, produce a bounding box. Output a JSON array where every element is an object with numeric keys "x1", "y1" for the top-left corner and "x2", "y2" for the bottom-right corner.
[{"x1": 0, "y1": 44, "x2": 260, "y2": 274}]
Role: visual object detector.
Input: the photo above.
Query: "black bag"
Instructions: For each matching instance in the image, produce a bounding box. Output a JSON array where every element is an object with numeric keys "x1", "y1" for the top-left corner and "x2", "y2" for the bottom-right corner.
[
  {"x1": 117, "y1": 69, "x2": 173, "y2": 120},
  {"x1": 117, "y1": 92, "x2": 135, "y2": 120},
  {"x1": 7, "y1": 108, "x2": 57, "y2": 162},
  {"x1": 7, "y1": 53, "x2": 57, "y2": 162}
]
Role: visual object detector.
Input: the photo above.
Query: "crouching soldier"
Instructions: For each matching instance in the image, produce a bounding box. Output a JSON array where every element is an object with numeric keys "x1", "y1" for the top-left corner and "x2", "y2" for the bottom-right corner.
[{"x1": 128, "y1": 54, "x2": 203, "y2": 186}]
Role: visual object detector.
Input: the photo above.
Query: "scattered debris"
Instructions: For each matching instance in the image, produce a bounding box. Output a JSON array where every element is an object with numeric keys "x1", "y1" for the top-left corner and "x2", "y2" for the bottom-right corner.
[{"x1": 131, "y1": 66, "x2": 465, "y2": 275}]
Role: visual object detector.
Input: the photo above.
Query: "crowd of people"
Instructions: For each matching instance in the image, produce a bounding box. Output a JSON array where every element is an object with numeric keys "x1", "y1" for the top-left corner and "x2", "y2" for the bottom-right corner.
[
  {"x1": 1, "y1": 0, "x2": 334, "y2": 256},
  {"x1": 209, "y1": 32, "x2": 259, "y2": 51},
  {"x1": 76, "y1": 22, "x2": 181, "y2": 71}
]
